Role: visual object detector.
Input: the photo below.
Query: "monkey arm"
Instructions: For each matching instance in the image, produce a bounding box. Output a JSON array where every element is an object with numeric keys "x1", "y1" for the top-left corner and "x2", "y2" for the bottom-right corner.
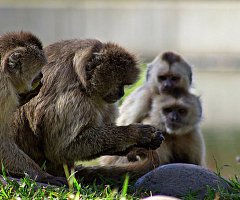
[
  {"x1": 44, "y1": 124, "x2": 163, "y2": 163},
  {"x1": 0, "y1": 137, "x2": 67, "y2": 186},
  {"x1": 117, "y1": 86, "x2": 152, "y2": 125},
  {"x1": 189, "y1": 130, "x2": 206, "y2": 166},
  {"x1": 0, "y1": 137, "x2": 44, "y2": 178}
]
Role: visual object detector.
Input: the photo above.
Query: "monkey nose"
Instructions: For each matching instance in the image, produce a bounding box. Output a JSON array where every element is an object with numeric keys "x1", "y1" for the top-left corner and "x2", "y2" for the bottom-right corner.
[
  {"x1": 163, "y1": 82, "x2": 173, "y2": 91},
  {"x1": 170, "y1": 114, "x2": 179, "y2": 122}
]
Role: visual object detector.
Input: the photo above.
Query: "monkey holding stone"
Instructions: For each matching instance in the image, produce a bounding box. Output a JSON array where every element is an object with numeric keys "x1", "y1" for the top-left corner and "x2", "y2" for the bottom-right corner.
[
  {"x1": 11, "y1": 39, "x2": 164, "y2": 184},
  {"x1": 117, "y1": 52, "x2": 193, "y2": 126},
  {"x1": 0, "y1": 31, "x2": 67, "y2": 186},
  {"x1": 102, "y1": 92, "x2": 205, "y2": 167}
]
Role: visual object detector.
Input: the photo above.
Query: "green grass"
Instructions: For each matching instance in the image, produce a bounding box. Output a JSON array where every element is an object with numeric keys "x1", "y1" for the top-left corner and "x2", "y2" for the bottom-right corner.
[
  {"x1": 0, "y1": 175, "x2": 141, "y2": 200},
  {"x1": 0, "y1": 172, "x2": 239, "y2": 199},
  {"x1": 1, "y1": 65, "x2": 240, "y2": 199}
]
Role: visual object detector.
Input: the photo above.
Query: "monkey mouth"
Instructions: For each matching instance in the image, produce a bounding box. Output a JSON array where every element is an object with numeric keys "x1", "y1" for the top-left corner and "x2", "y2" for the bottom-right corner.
[
  {"x1": 18, "y1": 72, "x2": 43, "y2": 106},
  {"x1": 167, "y1": 122, "x2": 182, "y2": 129}
]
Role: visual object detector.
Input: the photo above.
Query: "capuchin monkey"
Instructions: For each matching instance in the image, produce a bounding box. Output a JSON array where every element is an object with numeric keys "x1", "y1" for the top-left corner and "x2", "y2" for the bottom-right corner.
[
  {"x1": 117, "y1": 52, "x2": 192, "y2": 126},
  {"x1": 0, "y1": 31, "x2": 67, "y2": 186},
  {"x1": 101, "y1": 92, "x2": 206, "y2": 168},
  {"x1": 11, "y1": 39, "x2": 164, "y2": 185}
]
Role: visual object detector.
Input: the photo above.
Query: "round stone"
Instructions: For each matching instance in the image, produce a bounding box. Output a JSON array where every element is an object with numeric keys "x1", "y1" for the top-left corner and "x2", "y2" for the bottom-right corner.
[{"x1": 134, "y1": 163, "x2": 230, "y2": 199}]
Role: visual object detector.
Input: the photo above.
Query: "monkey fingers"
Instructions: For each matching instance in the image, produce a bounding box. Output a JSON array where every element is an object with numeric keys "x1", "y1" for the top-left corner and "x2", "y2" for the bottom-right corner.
[
  {"x1": 133, "y1": 124, "x2": 158, "y2": 143},
  {"x1": 136, "y1": 130, "x2": 164, "y2": 150}
]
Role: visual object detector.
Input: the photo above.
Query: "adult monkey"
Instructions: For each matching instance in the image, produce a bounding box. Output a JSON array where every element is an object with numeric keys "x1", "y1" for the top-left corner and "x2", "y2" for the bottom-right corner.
[
  {"x1": 0, "y1": 31, "x2": 66, "y2": 186},
  {"x1": 12, "y1": 39, "x2": 164, "y2": 183}
]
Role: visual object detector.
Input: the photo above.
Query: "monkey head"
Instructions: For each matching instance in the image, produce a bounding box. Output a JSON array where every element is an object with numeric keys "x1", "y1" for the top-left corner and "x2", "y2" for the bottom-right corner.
[
  {"x1": 147, "y1": 52, "x2": 192, "y2": 95},
  {"x1": 0, "y1": 31, "x2": 46, "y2": 95},
  {"x1": 73, "y1": 42, "x2": 139, "y2": 103},
  {"x1": 152, "y1": 93, "x2": 202, "y2": 135}
]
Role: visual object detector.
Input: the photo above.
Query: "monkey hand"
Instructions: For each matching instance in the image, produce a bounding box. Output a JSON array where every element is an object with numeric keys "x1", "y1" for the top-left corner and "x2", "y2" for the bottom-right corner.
[
  {"x1": 36, "y1": 174, "x2": 68, "y2": 187},
  {"x1": 130, "y1": 124, "x2": 164, "y2": 150}
]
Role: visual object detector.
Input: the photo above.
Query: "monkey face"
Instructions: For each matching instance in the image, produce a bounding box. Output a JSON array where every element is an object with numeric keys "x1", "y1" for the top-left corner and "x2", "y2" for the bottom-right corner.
[
  {"x1": 163, "y1": 105, "x2": 188, "y2": 131},
  {"x1": 158, "y1": 73, "x2": 181, "y2": 92},
  {"x1": 147, "y1": 52, "x2": 192, "y2": 95},
  {"x1": 74, "y1": 42, "x2": 139, "y2": 102},
  {"x1": 3, "y1": 46, "x2": 46, "y2": 94},
  {"x1": 103, "y1": 85, "x2": 125, "y2": 104},
  {"x1": 152, "y1": 93, "x2": 202, "y2": 135}
]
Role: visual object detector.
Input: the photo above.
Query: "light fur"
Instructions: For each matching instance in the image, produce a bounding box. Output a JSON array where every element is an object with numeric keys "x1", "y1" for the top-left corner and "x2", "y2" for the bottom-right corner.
[
  {"x1": 117, "y1": 52, "x2": 192, "y2": 126},
  {"x1": 101, "y1": 93, "x2": 206, "y2": 167}
]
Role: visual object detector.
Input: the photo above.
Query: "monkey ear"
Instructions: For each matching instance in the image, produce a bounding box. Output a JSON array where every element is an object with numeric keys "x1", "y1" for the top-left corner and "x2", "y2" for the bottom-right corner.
[
  {"x1": 1, "y1": 49, "x2": 23, "y2": 73},
  {"x1": 73, "y1": 47, "x2": 93, "y2": 88}
]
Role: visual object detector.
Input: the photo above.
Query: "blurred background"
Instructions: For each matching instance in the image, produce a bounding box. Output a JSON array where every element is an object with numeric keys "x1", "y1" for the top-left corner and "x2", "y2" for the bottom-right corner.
[{"x1": 0, "y1": 0, "x2": 239, "y2": 177}]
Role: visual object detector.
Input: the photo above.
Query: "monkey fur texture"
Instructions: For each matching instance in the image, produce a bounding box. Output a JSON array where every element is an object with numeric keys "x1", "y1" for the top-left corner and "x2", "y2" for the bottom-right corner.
[
  {"x1": 101, "y1": 92, "x2": 205, "y2": 167},
  {"x1": 11, "y1": 39, "x2": 164, "y2": 184},
  {"x1": 101, "y1": 52, "x2": 205, "y2": 168},
  {"x1": 0, "y1": 32, "x2": 67, "y2": 186},
  {"x1": 117, "y1": 52, "x2": 192, "y2": 126}
]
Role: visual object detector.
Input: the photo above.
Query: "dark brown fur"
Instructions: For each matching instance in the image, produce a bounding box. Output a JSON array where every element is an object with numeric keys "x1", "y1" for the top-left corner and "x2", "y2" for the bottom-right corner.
[
  {"x1": 11, "y1": 39, "x2": 163, "y2": 184},
  {"x1": 0, "y1": 32, "x2": 66, "y2": 186}
]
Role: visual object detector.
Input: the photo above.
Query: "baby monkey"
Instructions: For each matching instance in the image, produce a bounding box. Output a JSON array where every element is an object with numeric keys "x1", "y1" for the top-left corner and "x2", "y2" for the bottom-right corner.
[
  {"x1": 102, "y1": 92, "x2": 205, "y2": 167},
  {"x1": 117, "y1": 51, "x2": 192, "y2": 126}
]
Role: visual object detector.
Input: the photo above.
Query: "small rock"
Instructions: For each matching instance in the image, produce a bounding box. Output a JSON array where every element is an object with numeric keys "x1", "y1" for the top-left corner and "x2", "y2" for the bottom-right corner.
[{"x1": 134, "y1": 163, "x2": 230, "y2": 199}]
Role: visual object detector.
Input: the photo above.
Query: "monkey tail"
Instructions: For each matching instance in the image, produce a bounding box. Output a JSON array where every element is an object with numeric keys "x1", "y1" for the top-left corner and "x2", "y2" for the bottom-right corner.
[{"x1": 74, "y1": 150, "x2": 160, "y2": 185}]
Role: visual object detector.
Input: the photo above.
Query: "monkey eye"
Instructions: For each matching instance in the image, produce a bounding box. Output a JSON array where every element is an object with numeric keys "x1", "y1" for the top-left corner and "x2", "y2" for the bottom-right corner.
[
  {"x1": 171, "y1": 76, "x2": 180, "y2": 81},
  {"x1": 158, "y1": 75, "x2": 167, "y2": 81},
  {"x1": 163, "y1": 107, "x2": 173, "y2": 114},
  {"x1": 179, "y1": 108, "x2": 187, "y2": 115}
]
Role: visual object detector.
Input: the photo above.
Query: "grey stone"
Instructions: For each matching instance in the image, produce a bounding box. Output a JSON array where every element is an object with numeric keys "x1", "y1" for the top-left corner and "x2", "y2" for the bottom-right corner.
[{"x1": 134, "y1": 163, "x2": 230, "y2": 199}]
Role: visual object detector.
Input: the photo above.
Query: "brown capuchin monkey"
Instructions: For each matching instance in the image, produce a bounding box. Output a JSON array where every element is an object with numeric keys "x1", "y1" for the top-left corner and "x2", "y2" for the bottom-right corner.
[
  {"x1": 11, "y1": 39, "x2": 164, "y2": 185},
  {"x1": 0, "y1": 31, "x2": 67, "y2": 186}
]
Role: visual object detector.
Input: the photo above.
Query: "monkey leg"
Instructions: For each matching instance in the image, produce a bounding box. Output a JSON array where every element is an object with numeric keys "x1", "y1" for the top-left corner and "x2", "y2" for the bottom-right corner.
[{"x1": 0, "y1": 138, "x2": 67, "y2": 186}]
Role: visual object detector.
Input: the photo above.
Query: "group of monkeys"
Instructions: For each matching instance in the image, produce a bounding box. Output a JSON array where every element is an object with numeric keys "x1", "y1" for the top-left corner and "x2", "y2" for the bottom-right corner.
[{"x1": 0, "y1": 31, "x2": 205, "y2": 186}]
